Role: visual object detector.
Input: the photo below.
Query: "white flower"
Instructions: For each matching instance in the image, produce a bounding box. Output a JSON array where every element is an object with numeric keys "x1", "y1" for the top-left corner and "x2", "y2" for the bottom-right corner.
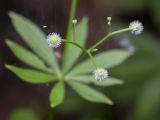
[
  {"x1": 42, "y1": 25, "x2": 47, "y2": 28},
  {"x1": 107, "y1": 16, "x2": 112, "y2": 25},
  {"x1": 129, "y1": 20, "x2": 144, "y2": 35},
  {"x1": 93, "y1": 68, "x2": 108, "y2": 81},
  {"x1": 46, "y1": 32, "x2": 62, "y2": 48},
  {"x1": 72, "y1": 19, "x2": 77, "y2": 24},
  {"x1": 107, "y1": 16, "x2": 112, "y2": 21}
]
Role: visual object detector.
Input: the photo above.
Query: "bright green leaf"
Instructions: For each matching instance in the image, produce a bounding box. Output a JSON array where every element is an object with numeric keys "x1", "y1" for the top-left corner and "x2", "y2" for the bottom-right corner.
[
  {"x1": 66, "y1": 75, "x2": 92, "y2": 84},
  {"x1": 5, "y1": 65, "x2": 56, "y2": 84},
  {"x1": 9, "y1": 12, "x2": 60, "y2": 74},
  {"x1": 6, "y1": 39, "x2": 46, "y2": 71},
  {"x1": 63, "y1": 18, "x2": 88, "y2": 72},
  {"x1": 93, "y1": 77, "x2": 124, "y2": 86},
  {"x1": 49, "y1": 82, "x2": 65, "y2": 108},
  {"x1": 67, "y1": 81, "x2": 113, "y2": 105},
  {"x1": 66, "y1": 75, "x2": 123, "y2": 86},
  {"x1": 69, "y1": 49, "x2": 133, "y2": 75}
]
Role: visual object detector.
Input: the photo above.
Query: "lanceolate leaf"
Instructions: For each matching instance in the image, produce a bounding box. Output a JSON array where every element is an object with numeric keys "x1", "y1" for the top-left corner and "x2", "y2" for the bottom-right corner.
[
  {"x1": 66, "y1": 75, "x2": 92, "y2": 84},
  {"x1": 93, "y1": 77, "x2": 124, "y2": 86},
  {"x1": 6, "y1": 39, "x2": 46, "y2": 71},
  {"x1": 9, "y1": 12, "x2": 60, "y2": 74},
  {"x1": 69, "y1": 49, "x2": 133, "y2": 75},
  {"x1": 63, "y1": 18, "x2": 88, "y2": 72},
  {"x1": 5, "y1": 65, "x2": 56, "y2": 84},
  {"x1": 67, "y1": 81, "x2": 113, "y2": 105},
  {"x1": 50, "y1": 82, "x2": 65, "y2": 108},
  {"x1": 66, "y1": 75, "x2": 124, "y2": 86}
]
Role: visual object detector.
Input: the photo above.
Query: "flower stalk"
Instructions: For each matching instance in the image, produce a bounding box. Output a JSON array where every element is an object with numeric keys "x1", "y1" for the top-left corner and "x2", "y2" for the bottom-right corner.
[
  {"x1": 89, "y1": 28, "x2": 132, "y2": 51},
  {"x1": 72, "y1": 19, "x2": 77, "y2": 42},
  {"x1": 63, "y1": 27, "x2": 133, "y2": 70},
  {"x1": 66, "y1": 0, "x2": 78, "y2": 40}
]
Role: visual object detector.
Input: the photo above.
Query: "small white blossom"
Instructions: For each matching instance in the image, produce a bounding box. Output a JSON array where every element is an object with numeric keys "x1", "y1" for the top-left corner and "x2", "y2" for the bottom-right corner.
[
  {"x1": 107, "y1": 16, "x2": 112, "y2": 21},
  {"x1": 129, "y1": 20, "x2": 144, "y2": 35},
  {"x1": 46, "y1": 32, "x2": 62, "y2": 48},
  {"x1": 42, "y1": 25, "x2": 47, "y2": 28},
  {"x1": 107, "y1": 16, "x2": 112, "y2": 25},
  {"x1": 72, "y1": 19, "x2": 77, "y2": 24},
  {"x1": 93, "y1": 68, "x2": 108, "y2": 81}
]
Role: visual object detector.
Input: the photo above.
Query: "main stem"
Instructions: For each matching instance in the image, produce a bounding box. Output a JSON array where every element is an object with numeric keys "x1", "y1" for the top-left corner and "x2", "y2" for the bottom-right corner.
[
  {"x1": 66, "y1": 0, "x2": 77, "y2": 39},
  {"x1": 73, "y1": 23, "x2": 76, "y2": 42},
  {"x1": 63, "y1": 27, "x2": 132, "y2": 73},
  {"x1": 62, "y1": 39, "x2": 98, "y2": 69},
  {"x1": 63, "y1": 0, "x2": 77, "y2": 71}
]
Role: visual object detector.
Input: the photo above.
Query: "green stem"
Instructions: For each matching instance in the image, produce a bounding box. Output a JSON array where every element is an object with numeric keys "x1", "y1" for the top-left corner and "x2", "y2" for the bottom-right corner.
[
  {"x1": 63, "y1": 27, "x2": 132, "y2": 74},
  {"x1": 89, "y1": 28, "x2": 132, "y2": 51},
  {"x1": 86, "y1": 51, "x2": 99, "y2": 69},
  {"x1": 66, "y1": 0, "x2": 77, "y2": 39},
  {"x1": 62, "y1": 39, "x2": 87, "y2": 53},
  {"x1": 73, "y1": 23, "x2": 76, "y2": 42},
  {"x1": 111, "y1": 28, "x2": 132, "y2": 35},
  {"x1": 63, "y1": 0, "x2": 77, "y2": 71},
  {"x1": 62, "y1": 39, "x2": 98, "y2": 69},
  {"x1": 89, "y1": 33, "x2": 112, "y2": 51},
  {"x1": 109, "y1": 24, "x2": 112, "y2": 33}
]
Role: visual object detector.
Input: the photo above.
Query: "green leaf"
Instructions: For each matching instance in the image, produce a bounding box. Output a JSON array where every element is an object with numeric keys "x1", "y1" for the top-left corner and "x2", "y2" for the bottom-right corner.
[
  {"x1": 66, "y1": 75, "x2": 124, "y2": 86},
  {"x1": 49, "y1": 82, "x2": 65, "y2": 108},
  {"x1": 6, "y1": 39, "x2": 46, "y2": 71},
  {"x1": 66, "y1": 75, "x2": 93, "y2": 84},
  {"x1": 93, "y1": 77, "x2": 124, "y2": 86},
  {"x1": 69, "y1": 49, "x2": 133, "y2": 75},
  {"x1": 9, "y1": 11, "x2": 60, "y2": 74},
  {"x1": 9, "y1": 108, "x2": 39, "y2": 120},
  {"x1": 67, "y1": 81, "x2": 113, "y2": 105},
  {"x1": 5, "y1": 65, "x2": 56, "y2": 84},
  {"x1": 63, "y1": 18, "x2": 88, "y2": 72}
]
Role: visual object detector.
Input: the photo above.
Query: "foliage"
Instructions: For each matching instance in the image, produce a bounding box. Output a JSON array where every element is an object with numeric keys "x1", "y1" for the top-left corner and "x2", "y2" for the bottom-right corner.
[{"x1": 5, "y1": 1, "x2": 135, "y2": 108}]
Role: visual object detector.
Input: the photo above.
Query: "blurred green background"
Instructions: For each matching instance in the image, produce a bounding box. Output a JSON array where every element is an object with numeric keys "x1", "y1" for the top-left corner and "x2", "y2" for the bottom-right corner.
[{"x1": 0, "y1": 0, "x2": 160, "y2": 120}]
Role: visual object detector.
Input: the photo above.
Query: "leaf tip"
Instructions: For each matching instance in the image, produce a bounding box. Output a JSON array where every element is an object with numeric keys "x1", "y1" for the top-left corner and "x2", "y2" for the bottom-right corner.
[
  {"x1": 5, "y1": 64, "x2": 10, "y2": 69},
  {"x1": 8, "y1": 11, "x2": 16, "y2": 18},
  {"x1": 120, "y1": 80, "x2": 124, "y2": 85},
  {"x1": 107, "y1": 100, "x2": 114, "y2": 105},
  {"x1": 50, "y1": 104, "x2": 56, "y2": 108},
  {"x1": 5, "y1": 39, "x2": 12, "y2": 46},
  {"x1": 82, "y1": 17, "x2": 88, "y2": 23}
]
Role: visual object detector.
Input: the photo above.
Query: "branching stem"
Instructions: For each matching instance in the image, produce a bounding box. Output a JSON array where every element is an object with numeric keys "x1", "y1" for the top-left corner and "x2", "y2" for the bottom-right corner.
[
  {"x1": 66, "y1": 0, "x2": 77, "y2": 40},
  {"x1": 63, "y1": 28, "x2": 132, "y2": 69}
]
